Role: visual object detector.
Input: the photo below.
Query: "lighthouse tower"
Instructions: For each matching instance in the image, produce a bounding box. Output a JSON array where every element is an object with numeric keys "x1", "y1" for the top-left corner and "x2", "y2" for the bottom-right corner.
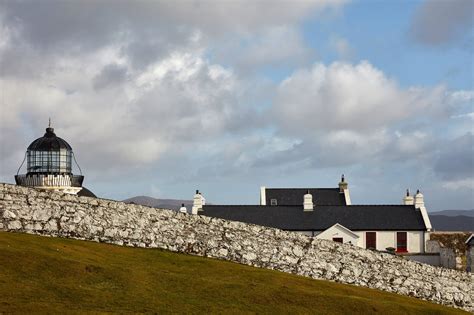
[{"x1": 15, "y1": 121, "x2": 84, "y2": 195}]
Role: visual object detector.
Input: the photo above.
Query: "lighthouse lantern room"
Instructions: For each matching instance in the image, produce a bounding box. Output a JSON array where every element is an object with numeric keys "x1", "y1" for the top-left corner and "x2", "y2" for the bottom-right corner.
[{"x1": 15, "y1": 121, "x2": 84, "y2": 195}]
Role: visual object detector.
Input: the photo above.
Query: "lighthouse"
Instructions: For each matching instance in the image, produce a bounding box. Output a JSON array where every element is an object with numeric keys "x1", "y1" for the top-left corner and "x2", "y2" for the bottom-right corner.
[{"x1": 14, "y1": 121, "x2": 85, "y2": 195}]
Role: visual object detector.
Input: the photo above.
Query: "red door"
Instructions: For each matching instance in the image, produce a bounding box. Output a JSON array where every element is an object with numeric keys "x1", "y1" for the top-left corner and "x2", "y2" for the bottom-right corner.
[
  {"x1": 366, "y1": 232, "x2": 376, "y2": 249},
  {"x1": 396, "y1": 232, "x2": 407, "y2": 252}
]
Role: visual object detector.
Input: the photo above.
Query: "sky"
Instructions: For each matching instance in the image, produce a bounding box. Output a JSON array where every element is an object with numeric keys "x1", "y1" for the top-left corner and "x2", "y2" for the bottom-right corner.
[{"x1": 0, "y1": 0, "x2": 473, "y2": 211}]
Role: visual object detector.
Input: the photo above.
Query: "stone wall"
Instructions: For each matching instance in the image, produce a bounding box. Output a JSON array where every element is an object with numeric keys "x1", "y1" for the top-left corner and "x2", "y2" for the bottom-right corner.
[
  {"x1": 0, "y1": 183, "x2": 472, "y2": 312},
  {"x1": 431, "y1": 232, "x2": 472, "y2": 270}
]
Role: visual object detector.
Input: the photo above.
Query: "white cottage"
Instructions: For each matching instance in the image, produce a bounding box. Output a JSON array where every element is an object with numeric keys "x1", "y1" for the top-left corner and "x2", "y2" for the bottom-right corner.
[{"x1": 195, "y1": 176, "x2": 432, "y2": 254}]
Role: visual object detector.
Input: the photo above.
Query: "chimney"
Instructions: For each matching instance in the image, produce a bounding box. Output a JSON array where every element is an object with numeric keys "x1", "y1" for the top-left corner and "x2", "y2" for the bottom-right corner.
[
  {"x1": 303, "y1": 190, "x2": 314, "y2": 211},
  {"x1": 414, "y1": 189, "x2": 424, "y2": 209},
  {"x1": 260, "y1": 186, "x2": 266, "y2": 205},
  {"x1": 338, "y1": 174, "x2": 351, "y2": 205},
  {"x1": 413, "y1": 189, "x2": 432, "y2": 233},
  {"x1": 338, "y1": 174, "x2": 348, "y2": 192},
  {"x1": 403, "y1": 189, "x2": 414, "y2": 205},
  {"x1": 179, "y1": 203, "x2": 187, "y2": 214},
  {"x1": 191, "y1": 190, "x2": 205, "y2": 214}
]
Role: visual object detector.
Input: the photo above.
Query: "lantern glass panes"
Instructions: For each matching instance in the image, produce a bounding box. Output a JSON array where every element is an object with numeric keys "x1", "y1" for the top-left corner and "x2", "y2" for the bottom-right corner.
[{"x1": 27, "y1": 149, "x2": 72, "y2": 174}]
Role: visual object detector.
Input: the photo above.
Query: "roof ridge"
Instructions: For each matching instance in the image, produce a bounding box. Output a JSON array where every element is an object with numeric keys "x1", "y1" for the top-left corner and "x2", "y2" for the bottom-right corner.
[
  {"x1": 266, "y1": 188, "x2": 339, "y2": 190},
  {"x1": 203, "y1": 204, "x2": 415, "y2": 208}
]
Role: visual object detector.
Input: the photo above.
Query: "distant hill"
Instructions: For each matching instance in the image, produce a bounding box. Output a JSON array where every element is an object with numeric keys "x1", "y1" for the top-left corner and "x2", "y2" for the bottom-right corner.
[
  {"x1": 430, "y1": 210, "x2": 474, "y2": 217},
  {"x1": 430, "y1": 215, "x2": 474, "y2": 232},
  {"x1": 122, "y1": 196, "x2": 193, "y2": 211}
]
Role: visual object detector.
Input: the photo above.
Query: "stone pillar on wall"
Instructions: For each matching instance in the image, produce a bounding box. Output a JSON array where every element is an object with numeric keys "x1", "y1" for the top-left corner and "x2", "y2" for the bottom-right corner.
[
  {"x1": 426, "y1": 240, "x2": 441, "y2": 253},
  {"x1": 467, "y1": 247, "x2": 473, "y2": 273},
  {"x1": 466, "y1": 235, "x2": 474, "y2": 273},
  {"x1": 426, "y1": 240, "x2": 456, "y2": 269}
]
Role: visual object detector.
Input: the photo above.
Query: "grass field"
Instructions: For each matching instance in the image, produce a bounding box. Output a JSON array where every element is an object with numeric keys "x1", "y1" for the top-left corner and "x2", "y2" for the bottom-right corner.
[{"x1": 0, "y1": 231, "x2": 467, "y2": 314}]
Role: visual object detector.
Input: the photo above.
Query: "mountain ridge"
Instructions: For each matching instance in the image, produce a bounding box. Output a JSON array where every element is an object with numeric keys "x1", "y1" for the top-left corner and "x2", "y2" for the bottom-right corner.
[
  {"x1": 430, "y1": 210, "x2": 474, "y2": 217},
  {"x1": 122, "y1": 195, "x2": 193, "y2": 211}
]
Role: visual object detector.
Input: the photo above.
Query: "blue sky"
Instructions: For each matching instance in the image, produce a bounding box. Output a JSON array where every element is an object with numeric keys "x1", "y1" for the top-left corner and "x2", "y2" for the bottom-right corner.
[
  {"x1": 0, "y1": 0, "x2": 473, "y2": 211},
  {"x1": 301, "y1": 1, "x2": 473, "y2": 89}
]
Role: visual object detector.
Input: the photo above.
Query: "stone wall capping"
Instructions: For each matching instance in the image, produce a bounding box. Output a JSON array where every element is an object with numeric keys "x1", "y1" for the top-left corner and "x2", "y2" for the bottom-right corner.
[{"x1": 0, "y1": 183, "x2": 472, "y2": 312}]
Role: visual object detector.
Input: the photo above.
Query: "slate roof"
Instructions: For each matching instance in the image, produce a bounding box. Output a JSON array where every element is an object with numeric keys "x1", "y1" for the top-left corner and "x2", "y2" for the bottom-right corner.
[
  {"x1": 202, "y1": 204, "x2": 427, "y2": 231},
  {"x1": 265, "y1": 188, "x2": 346, "y2": 206}
]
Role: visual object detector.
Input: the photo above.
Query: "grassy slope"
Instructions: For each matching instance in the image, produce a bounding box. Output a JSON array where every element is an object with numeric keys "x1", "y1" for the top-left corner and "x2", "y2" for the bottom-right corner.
[{"x1": 0, "y1": 232, "x2": 467, "y2": 314}]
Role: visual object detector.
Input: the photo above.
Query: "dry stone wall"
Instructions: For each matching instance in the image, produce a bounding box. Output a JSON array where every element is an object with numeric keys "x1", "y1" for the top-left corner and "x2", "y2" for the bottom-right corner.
[{"x1": 0, "y1": 183, "x2": 472, "y2": 312}]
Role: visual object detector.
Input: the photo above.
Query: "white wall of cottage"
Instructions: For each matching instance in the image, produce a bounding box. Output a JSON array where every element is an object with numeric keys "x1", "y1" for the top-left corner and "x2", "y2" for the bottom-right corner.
[{"x1": 296, "y1": 230, "x2": 428, "y2": 253}]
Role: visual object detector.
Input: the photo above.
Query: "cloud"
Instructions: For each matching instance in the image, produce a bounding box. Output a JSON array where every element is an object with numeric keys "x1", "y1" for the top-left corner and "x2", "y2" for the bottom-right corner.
[
  {"x1": 93, "y1": 63, "x2": 128, "y2": 90},
  {"x1": 272, "y1": 61, "x2": 448, "y2": 135},
  {"x1": 410, "y1": 0, "x2": 474, "y2": 46},
  {"x1": 0, "y1": 1, "x2": 347, "y2": 68},
  {"x1": 0, "y1": 50, "x2": 262, "y2": 181},
  {"x1": 213, "y1": 26, "x2": 313, "y2": 74},
  {"x1": 2, "y1": 0, "x2": 350, "y2": 186},
  {"x1": 434, "y1": 132, "x2": 474, "y2": 181},
  {"x1": 256, "y1": 61, "x2": 471, "y2": 175},
  {"x1": 0, "y1": 0, "x2": 351, "y2": 84}
]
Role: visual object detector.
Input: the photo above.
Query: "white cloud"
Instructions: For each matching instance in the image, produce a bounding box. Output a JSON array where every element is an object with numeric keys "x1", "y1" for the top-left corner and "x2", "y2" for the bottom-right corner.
[
  {"x1": 443, "y1": 179, "x2": 474, "y2": 191},
  {"x1": 214, "y1": 26, "x2": 313, "y2": 73},
  {"x1": 273, "y1": 61, "x2": 447, "y2": 135},
  {"x1": 0, "y1": 49, "x2": 261, "y2": 181}
]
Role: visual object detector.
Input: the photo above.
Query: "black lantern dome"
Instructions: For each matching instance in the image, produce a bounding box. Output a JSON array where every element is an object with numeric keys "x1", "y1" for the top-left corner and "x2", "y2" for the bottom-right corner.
[
  {"x1": 26, "y1": 126, "x2": 74, "y2": 175},
  {"x1": 27, "y1": 127, "x2": 72, "y2": 151}
]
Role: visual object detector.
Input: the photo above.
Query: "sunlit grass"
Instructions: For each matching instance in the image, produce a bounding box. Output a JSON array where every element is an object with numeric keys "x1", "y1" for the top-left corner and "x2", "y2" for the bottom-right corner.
[{"x1": 0, "y1": 231, "x2": 467, "y2": 314}]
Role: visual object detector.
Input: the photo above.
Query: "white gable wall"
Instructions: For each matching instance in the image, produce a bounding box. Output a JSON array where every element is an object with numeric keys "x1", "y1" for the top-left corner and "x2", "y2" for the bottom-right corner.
[{"x1": 315, "y1": 224, "x2": 359, "y2": 245}]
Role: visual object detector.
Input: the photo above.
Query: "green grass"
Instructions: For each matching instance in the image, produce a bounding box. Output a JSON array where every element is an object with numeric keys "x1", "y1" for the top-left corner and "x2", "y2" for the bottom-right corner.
[{"x1": 0, "y1": 232, "x2": 467, "y2": 314}]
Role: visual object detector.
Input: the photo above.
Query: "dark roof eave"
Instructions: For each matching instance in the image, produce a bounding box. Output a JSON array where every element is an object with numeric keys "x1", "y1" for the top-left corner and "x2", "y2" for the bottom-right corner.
[{"x1": 285, "y1": 228, "x2": 429, "y2": 232}]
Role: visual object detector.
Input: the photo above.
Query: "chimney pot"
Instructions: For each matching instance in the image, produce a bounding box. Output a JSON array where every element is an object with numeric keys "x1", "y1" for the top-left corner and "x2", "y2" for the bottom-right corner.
[
  {"x1": 403, "y1": 189, "x2": 414, "y2": 205},
  {"x1": 303, "y1": 192, "x2": 314, "y2": 211}
]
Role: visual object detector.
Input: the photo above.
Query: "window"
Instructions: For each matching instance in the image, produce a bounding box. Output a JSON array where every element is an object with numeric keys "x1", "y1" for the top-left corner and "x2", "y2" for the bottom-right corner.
[
  {"x1": 270, "y1": 199, "x2": 277, "y2": 206},
  {"x1": 396, "y1": 232, "x2": 407, "y2": 252},
  {"x1": 366, "y1": 232, "x2": 376, "y2": 249},
  {"x1": 333, "y1": 237, "x2": 343, "y2": 243}
]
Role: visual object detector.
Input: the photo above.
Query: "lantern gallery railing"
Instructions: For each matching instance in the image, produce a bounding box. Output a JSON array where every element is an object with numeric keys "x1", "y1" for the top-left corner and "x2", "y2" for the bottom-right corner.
[{"x1": 15, "y1": 174, "x2": 84, "y2": 187}]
